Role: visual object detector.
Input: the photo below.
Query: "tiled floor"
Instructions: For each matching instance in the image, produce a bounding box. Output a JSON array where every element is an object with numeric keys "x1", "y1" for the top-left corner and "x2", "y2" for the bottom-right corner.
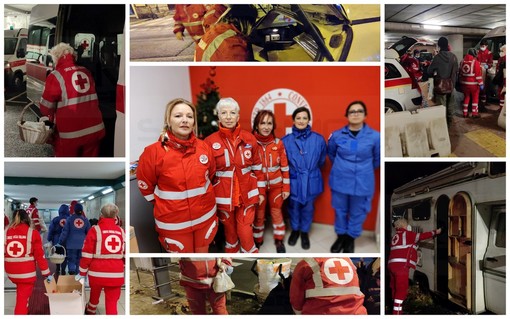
[{"x1": 258, "y1": 222, "x2": 379, "y2": 254}]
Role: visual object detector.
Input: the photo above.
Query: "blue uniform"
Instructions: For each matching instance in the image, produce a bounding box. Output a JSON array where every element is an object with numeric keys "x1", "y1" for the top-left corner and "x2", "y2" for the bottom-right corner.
[
  {"x1": 282, "y1": 125, "x2": 326, "y2": 232},
  {"x1": 327, "y1": 123, "x2": 380, "y2": 238},
  {"x1": 59, "y1": 213, "x2": 90, "y2": 274},
  {"x1": 47, "y1": 205, "x2": 70, "y2": 273}
]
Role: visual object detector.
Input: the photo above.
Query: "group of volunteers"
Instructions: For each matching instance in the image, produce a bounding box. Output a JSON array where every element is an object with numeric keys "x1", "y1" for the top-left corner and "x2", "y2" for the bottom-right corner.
[
  {"x1": 137, "y1": 97, "x2": 380, "y2": 254},
  {"x1": 4, "y1": 199, "x2": 125, "y2": 315}
]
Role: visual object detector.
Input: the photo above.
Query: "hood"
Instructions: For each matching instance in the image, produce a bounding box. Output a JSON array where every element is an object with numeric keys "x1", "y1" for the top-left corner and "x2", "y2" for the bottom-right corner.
[{"x1": 58, "y1": 204, "x2": 70, "y2": 216}]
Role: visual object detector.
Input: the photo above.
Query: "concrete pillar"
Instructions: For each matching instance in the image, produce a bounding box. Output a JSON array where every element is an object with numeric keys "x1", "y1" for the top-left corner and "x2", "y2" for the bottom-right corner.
[{"x1": 446, "y1": 34, "x2": 464, "y2": 62}]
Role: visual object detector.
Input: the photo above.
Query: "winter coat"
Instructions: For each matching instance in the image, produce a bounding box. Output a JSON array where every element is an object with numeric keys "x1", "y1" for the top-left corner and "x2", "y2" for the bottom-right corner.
[
  {"x1": 195, "y1": 23, "x2": 251, "y2": 61},
  {"x1": 427, "y1": 50, "x2": 459, "y2": 85},
  {"x1": 388, "y1": 227, "x2": 439, "y2": 269},
  {"x1": 59, "y1": 214, "x2": 91, "y2": 249},
  {"x1": 47, "y1": 205, "x2": 70, "y2": 244},
  {"x1": 256, "y1": 137, "x2": 291, "y2": 193},
  {"x1": 179, "y1": 258, "x2": 232, "y2": 289}
]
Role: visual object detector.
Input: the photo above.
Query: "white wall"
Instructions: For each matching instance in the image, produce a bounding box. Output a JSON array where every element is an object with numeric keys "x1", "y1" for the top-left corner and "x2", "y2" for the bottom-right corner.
[{"x1": 130, "y1": 66, "x2": 191, "y2": 160}]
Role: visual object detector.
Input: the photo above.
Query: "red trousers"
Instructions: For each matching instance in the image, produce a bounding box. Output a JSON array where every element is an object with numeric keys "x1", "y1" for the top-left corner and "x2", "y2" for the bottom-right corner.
[
  {"x1": 462, "y1": 85, "x2": 480, "y2": 116},
  {"x1": 183, "y1": 286, "x2": 227, "y2": 314},
  {"x1": 498, "y1": 86, "x2": 505, "y2": 108},
  {"x1": 53, "y1": 136, "x2": 101, "y2": 157},
  {"x1": 388, "y1": 263, "x2": 409, "y2": 315},
  {"x1": 159, "y1": 217, "x2": 218, "y2": 253},
  {"x1": 253, "y1": 188, "x2": 285, "y2": 243},
  {"x1": 86, "y1": 284, "x2": 122, "y2": 315},
  {"x1": 219, "y1": 205, "x2": 258, "y2": 253},
  {"x1": 15, "y1": 282, "x2": 34, "y2": 315}
]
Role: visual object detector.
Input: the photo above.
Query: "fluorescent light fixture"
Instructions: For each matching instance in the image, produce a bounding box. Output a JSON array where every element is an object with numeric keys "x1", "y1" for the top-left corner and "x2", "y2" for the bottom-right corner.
[
  {"x1": 121, "y1": 181, "x2": 126, "y2": 187},
  {"x1": 79, "y1": 200, "x2": 84, "y2": 203},
  {"x1": 88, "y1": 195, "x2": 95, "y2": 200},
  {"x1": 422, "y1": 25, "x2": 441, "y2": 30},
  {"x1": 7, "y1": 198, "x2": 13, "y2": 202},
  {"x1": 101, "y1": 188, "x2": 114, "y2": 195}
]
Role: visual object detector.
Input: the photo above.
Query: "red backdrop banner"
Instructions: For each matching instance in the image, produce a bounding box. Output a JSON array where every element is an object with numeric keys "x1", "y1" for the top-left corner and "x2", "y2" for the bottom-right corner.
[{"x1": 189, "y1": 66, "x2": 380, "y2": 231}]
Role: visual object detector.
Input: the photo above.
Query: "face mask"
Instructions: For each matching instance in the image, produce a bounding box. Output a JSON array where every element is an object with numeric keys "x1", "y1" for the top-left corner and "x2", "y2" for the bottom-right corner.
[
  {"x1": 500, "y1": 51, "x2": 506, "y2": 57},
  {"x1": 407, "y1": 225, "x2": 412, "y2": 231},
  {"x1": 480, "y1": 46, "x2": 487, "y2": 51}
]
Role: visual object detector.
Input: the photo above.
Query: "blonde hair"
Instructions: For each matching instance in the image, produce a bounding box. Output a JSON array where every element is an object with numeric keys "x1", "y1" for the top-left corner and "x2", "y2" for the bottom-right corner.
[
  {"x1": 161, "y1": 98, "x2": 197, "y2": 138},
  {"x1": 101, "y1": 203, "x2": 119, "y2": 218},
  {"x1": 394, "y1": 218, "x2": 408, "y2": 229},
  {"x1": 50, "y1": 42, "x2": 75, "y2": 63}
]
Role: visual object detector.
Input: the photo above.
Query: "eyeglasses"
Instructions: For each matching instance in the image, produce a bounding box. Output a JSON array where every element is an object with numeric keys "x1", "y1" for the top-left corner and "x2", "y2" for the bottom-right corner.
[{"x1": 348, "y1": 109, "x2": 365, "y2": 115}]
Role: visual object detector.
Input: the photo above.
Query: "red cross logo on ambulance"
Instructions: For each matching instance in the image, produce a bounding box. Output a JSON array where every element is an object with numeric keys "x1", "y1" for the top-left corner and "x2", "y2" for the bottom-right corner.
[
  {"x1": 72, "y1": 71, "x2": 90, "y2": 93},
  {"x1": 7, "y1": 241, "x2": 25, "y2": 257},
  {"x1": 105, "y1": 235, "x2": 122, "y2": 253},
  {"x1": 324, "y1": 258, "x2": 354, "y2": 285},
  {"x1": 252, "y1": 89, "x2": 312, "y2": 135},
  {"x1": 74, "y1": 218, "x2": 85, "y2": 229}
]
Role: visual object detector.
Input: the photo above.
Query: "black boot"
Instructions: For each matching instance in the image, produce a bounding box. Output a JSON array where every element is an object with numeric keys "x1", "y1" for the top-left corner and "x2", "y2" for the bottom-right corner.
[
  {"x1": 288, "y1": 230, "x2": 300, "y2": 246},
  {"x1": 255, "y1": 241, "x2": 264, "y2": 249},
  {"x1": 330, "y1": 234, "x2": 347, "y2": 253},
  {"x1": 342, "y1": 235, "x2": 355, "y2": 253},
  {"x1": 301, "y1": 232, "x2": 310, "y2": 250},
  {"x1": 275, "y1": 240, "x2": 286, "y2": 253}
]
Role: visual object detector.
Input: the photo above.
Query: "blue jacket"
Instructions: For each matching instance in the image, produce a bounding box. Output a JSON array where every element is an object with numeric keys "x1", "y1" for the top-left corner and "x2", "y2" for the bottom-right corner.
[
  {"x1": 59, "y1": 213, "x2": 91, "y2": 250},
  {"x1": 327, "y1": 123, "x2": 380, "y2": 196},
  {"x1": 282, "y1": 125, "x2": 326, "y2": 204},
  {"x1": 47, "y1": 205, "x2": 70, "y2": 244}
]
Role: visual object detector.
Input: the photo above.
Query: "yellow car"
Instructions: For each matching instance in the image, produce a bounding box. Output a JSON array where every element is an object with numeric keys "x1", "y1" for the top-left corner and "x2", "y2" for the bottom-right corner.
[{"x1": 249, "y1": 4, "x2": 380, "y2": 62}]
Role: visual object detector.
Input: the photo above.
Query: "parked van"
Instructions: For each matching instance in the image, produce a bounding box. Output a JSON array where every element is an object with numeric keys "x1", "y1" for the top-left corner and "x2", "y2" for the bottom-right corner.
[
  {"x1": 390, "y1": 162, "x2": 505, "y2": 314},
  {"x1": 25, "y1": 4, "x2": 125, "y2": 156},
  {"x1": 4, "y1": 28, "x2": 28, "y2": 88},
  {"x1": 475, "y1": 26, "x2": 506, "y2": 101}
]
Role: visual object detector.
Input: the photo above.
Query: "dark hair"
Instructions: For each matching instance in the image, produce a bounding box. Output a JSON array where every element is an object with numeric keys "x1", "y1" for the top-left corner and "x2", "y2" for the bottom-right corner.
[
  {"x1": 11, "y1": 209, "x2": 31, "y2": 227},
  {"x1": 29, "y1": 197, "x2": 38, "y2": 204},
  {"x1": 292, "y1": 107, "x2": 311, "y2": 121},
  {"x1": 345, "y1": 101, "x2": 367, "y2": 117},
  {"x1": 480, "y1": 39, "x2": 488, "y2": 46},
  {"x1": 252, "y1": 110, "x2": 276, "y2": 136}
]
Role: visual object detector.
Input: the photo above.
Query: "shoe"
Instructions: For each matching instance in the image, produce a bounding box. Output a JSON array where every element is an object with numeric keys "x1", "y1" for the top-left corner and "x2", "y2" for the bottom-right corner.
[
  {"x1": 61, "y1": 270, "x2": 66, "y2": 276},
  {"x1": 288, "y1": 230, "x2": 300, "y2": 246},
  {"x1": 330, "y1": 234, "x2": 347, "y2": 253},
  {"x1": 275, "y1": 240, "x2": 286, "y2": 253},
  {"x1": 342, "y1": 236, "x2": 355, "y2": 253},
  {"x1": 301, "y1": 232, "x2": 310, "y2": 250},
  {"x1": 255, "y1": 241, "x2": 264, "y2": 249}
]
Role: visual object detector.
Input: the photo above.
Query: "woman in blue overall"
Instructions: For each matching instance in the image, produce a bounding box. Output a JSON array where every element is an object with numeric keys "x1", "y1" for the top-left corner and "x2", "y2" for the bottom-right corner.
[
  {"x1": 328, "y1": 101, "x2": 380, "y2": 253},
  {"x1": 282, "y1": 107, "x2": 326, "y2": 250}
]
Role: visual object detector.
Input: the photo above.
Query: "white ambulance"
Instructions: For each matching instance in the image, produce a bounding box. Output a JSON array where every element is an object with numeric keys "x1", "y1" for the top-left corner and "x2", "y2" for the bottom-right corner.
[{"x1": 4, "y1": 28, "x2": 28, "y2": 88}]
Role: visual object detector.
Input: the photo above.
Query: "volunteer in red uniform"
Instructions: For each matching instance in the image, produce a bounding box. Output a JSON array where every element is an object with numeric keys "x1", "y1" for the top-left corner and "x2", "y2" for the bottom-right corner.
[
  {"x1": 495, "y1": 45, "x2": 506, "y2": 109},
  {"x1": 137, "y1": 98, "x2": 218, "y2": 253},
  {"x1": 76, "y1": 203, "x2": 125, "y2": 315},
  {"x1": 459, "y1": 48, "x2": 484, "y2": 118},
  {"x1": 39, "y1": 42, "x2": 105, "y2": 157},
  {"x1": 179, "y1": 258, "x2": 233, "y2": 314},
  {"x1": 251, "y1": 110, "x2": 290, "y2": 253},
  {"x1": 195, "y1": 5, "x2": 257, "y2": 61},
  {"x1": 388, "y1": 218, "x2": 441, "y2": 315},
  {"x1": 4, "y1": 213, "x2": 9, "y2": 228},
  {"x1": 401, "y1": 50, "x2": 423, "y2": 82},
  {"x1": 476, "y1": 39, "x2": 494, "y2": 109},
  {"x1": 205, "y1": 97, "x2": 265, "y2": 253},
  {"x1": 174, "y1": 4, "x2": 227, "y2": 43},
  {"x1": 5, "y1": 209, "x2": 53, "y2": 315},
  {"x1": 26, "y1": 197, "x2": 43, "y2": 233},
  {"x1": 290, "y1": 257, "x2": 367, "y2": 315}
]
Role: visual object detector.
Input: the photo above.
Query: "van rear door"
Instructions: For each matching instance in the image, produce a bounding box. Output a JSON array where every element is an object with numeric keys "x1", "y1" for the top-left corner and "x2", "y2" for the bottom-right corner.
[{"x1": 483, "y1": 207, "x2": 506, "y2": 314}]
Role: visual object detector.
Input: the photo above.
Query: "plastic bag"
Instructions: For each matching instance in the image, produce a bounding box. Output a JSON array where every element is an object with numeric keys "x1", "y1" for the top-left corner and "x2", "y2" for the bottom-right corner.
[
  {"x1": 212, "y1": 258, "x2": 235, "y2": 293},
  {"x1": 256, "y1": 258, "x2": 292, "y2": 294}
]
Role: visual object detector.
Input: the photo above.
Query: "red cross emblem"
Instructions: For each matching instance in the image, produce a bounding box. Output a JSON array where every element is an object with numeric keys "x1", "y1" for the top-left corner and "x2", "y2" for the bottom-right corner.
[
  {"x1": 74, "y1": 218, "x2": 84, "y2": 229},
  {"x1": 324, "y1": 258, "x2": 354, "y2": 285},
  {"x1": 81, "y1": 40, "x2": 89, "y2": 50},
  {"x1": 105, "y1": 235, "x2": 122, "y2": 253},
  {"x1": 59, "y1": 219, "x2": 66, "y2": 227},
  {"x1": 71, "y1": 71, "x2": 90, "y2": 93},
  {"x1": 7, "y1": 241, "x2": 24, "y2": 257}
]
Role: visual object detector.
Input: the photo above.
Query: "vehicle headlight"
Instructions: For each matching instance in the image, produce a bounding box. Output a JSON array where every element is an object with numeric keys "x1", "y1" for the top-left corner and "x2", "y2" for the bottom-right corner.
[{"x1": 4, "y1": 61, "x2": 11, "y2": 69}]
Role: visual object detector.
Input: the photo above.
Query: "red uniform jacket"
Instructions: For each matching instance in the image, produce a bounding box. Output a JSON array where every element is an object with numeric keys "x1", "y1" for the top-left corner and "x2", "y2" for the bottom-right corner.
[
  {"x1": 79, "y1": 218, "x2": 125, "y2": 287},
  {"x1": 402, "y1": 55, "x2": 423, "y2": 82},
  {"x1": 204, "y1": 126, "x2": 265, "y2": 212},
  {"x1": 26, "y1": 204, "x2": 42, "y2": 232},
  {"x1": 388, "y1": 227, "x2": 438, "y2": 269},
  {"x1": 460, "y1": 54, "x2": 483, "y2": 87},
  {"x1": 290, "y1": 258, "x2": 367, "y2": 315},
  {"x1": 39, "y1": 54, "x2": 105, "y2": 146},
  {"x1": 137, "y1": 132, "x2": 217, "y2": 238},
  {"x1": 477, "y1": 49, "x2": 494, "y2": 67},
  {"x1": 5, "y1": 223, "x2": 50, "y2": 283},
  {"x1": 174, "y1": 4, "x2": 226, "y2": 42},
  {"x1": 179, "y1": 258, "x2": 232, "y2": 289},
  {"x1": 195, "y1": 23, "x2": 251, "y2": 61},
  {"x1": 257, "y1": 137, "x2": 291, "y2": 194}
]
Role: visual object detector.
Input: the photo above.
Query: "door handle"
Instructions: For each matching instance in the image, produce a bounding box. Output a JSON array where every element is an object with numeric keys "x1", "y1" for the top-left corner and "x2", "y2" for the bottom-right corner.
[{"x1": 486, "y1": 257, "x2": 498, "y2": 262}]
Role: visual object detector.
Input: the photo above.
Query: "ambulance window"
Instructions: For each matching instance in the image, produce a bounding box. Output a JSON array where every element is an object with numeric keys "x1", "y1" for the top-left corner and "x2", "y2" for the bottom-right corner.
[
  {"x1": 385, "y1": 62, "x2": 402, "y2": 80},
  {"x1": 495, "y1": 213, "x2": 505, "y2": 248},
  {"x1": 411, "y1": 200, "x2": 431, "y2": 221},
  {"x1": 489, "y1": 162, "x2": 505, "y2": 176}
]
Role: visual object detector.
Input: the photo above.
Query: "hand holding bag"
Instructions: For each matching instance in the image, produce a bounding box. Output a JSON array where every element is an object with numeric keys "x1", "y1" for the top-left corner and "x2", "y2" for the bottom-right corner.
[{"x1": 212, "y1": 258, "x2": 235, "y2": 293}]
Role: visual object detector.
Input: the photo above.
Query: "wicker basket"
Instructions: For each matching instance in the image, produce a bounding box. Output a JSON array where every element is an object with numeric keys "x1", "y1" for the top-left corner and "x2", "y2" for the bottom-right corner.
[
  {"x1": 17, "y1": 104, "x2": 53, "y2": 144},
  {"x1": 48, "y1": 245, "x2": 66, "y2": 264}
]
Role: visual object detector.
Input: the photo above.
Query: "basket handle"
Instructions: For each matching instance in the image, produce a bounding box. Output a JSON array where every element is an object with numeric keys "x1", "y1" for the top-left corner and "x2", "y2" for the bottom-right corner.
[
  {"x1": 52, "y1": 244, "x2": 66, "y2": 256},
  {"x1": 19, "y1": 103, "x2": 34, "y2": 124}
]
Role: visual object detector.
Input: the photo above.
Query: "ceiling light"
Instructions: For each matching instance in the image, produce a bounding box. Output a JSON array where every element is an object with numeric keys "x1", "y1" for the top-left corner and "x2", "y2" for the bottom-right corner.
[
  {"x1": 79, "y1": 200, "x2": 84, "y2": 203},
  {"x1": 101, "y1": 188, "x2": 113, "y2": 195},
  {"x1": 7, "y1": 198, "x2": 13, "y2": 202},
  {"x1": 422, "y1": 25, "x2": 441, "y2": 30},
  {"x1": 88, "y1": 195, "x2": 95, "y2": 200}
]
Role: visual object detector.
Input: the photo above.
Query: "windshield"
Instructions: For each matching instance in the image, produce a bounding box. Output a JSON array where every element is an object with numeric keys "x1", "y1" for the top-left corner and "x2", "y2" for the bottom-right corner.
[
  {"x1": 4, "y1": 38, "x2": 17, "y2": 55},
  {"x1": 300, "y1": 4, "x2": 346, "y2": 25}
]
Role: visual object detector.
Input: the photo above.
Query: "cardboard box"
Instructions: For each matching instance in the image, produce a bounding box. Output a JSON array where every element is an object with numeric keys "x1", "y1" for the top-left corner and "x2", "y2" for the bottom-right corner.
[
  {"x1": 44, "y1": 275, "x2": 86, "y2": 315},
  {"x1": 130, "y1": 226, "x2": 140, "y2": 253}
]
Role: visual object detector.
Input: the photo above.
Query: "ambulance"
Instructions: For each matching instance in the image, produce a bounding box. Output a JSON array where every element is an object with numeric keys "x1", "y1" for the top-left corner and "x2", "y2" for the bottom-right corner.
[
  {"x1": 390, "y1": 162, "x2": 506, "y2": 314},
  {"x1": 4, "y1": 28, "x2": 28, "y2": 88},
  {"x1": 25, "y1": 4, "x2": 125, "y2": 156}
]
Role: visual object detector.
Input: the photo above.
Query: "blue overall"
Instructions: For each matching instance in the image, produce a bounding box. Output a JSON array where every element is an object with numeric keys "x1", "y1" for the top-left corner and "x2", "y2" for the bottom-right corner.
[
  {"x1": 327, "y1": 124, "x2": 380, "y2": 238},
  {"x1": 47, "y1": 205, "x2": 70, "y2": 273},
  {"x1": 282, "y1": 125, "x2": 326, "y2": 232},
  {"x1": 59, "y1": 214, "x2": 90, "y2": 274}
]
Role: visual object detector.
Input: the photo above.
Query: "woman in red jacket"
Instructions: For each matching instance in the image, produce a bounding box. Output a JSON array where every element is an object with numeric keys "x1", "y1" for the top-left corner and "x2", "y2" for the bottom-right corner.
[
  {"x1": 252, "y1": 110, "x2": 290, "y2": 253},
  {"x1": 137, "y1": 98, "x2": 218, "y2": 253},
  {"x1": 77, "y1": 203, "x2": 125, "y2": 315},
  {"x1": 5, "y1": 209, "x2": 52, "y2": 315}
]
